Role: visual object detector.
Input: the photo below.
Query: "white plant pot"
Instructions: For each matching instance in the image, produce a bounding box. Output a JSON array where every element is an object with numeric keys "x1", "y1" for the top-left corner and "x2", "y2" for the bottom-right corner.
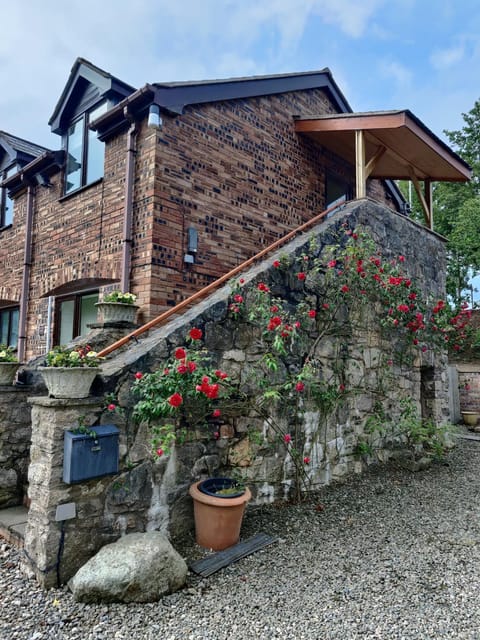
[
  {"x1": 95, "y1": 302, "x2": 139, "y2": 324},
  {"x1": 39, "y1": 366, "x2": 100, "y2": 399}
]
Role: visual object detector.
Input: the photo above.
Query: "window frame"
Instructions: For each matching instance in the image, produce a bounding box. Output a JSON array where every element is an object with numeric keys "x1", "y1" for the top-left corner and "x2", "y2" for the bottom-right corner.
[
  {"x1": 0, "y1": 306, "x2": 20, "y2": 348},
  {"x1": 53, "y1": 290, "x2": 99, "y2": 346},
  {"x1": 1, "y1": 164, "x2": 18, "y2": 227},
  {"x1": 64, "y1": 100, "x2": 107, "y2": 195}
]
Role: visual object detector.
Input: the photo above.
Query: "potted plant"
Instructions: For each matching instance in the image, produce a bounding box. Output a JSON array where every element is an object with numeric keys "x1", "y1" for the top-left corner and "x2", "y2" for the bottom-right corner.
[
  {"x1": 0, "y1": 345, "x2": 21, "y2": 385},
  {"x1": 131, "y1": 327, "x2": 251, "y2": 549},
  {"x1": 39, "y1": 344, "x2": 103, "y2": 399},
  {"x1": 95, "y1": 290, "x2": 139, "y2": 324}
]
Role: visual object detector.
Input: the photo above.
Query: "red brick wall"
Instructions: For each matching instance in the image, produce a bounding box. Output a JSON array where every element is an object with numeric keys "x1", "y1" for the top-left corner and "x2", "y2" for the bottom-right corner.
[
  {"x1": 1, "y1": 87, "x2": 398, "y2": 359},
  {"x1": 147, "y1": 89, "x2": 396, "y2": 314}
]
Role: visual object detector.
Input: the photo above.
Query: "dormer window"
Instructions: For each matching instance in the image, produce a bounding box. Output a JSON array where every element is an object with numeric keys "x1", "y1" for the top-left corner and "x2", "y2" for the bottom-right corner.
[{"x1": 65, "y1": 101, "x2": 108, "y2": 195}]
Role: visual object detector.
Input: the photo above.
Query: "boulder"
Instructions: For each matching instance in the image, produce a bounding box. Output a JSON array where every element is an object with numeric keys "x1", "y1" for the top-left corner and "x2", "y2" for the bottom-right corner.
[{"x1": 69, "y1": 532, "x2": 187, "y2": 603}]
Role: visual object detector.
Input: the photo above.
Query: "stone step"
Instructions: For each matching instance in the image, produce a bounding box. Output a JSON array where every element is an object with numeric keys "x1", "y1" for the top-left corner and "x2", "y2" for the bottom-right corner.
[{"x1": 0, "y1": 505, "x2": 28, "y2": 548}]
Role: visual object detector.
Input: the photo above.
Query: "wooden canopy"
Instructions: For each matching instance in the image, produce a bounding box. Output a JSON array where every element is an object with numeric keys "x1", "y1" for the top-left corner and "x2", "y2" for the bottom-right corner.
[{"x1": 295, "y1": 110, "x2": 472, "y2": 229}]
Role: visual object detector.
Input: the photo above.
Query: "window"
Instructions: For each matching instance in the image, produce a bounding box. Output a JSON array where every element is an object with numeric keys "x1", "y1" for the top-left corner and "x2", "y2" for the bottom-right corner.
[
  {"x1": 326, "y1": 172, "x2": 352, "y2": 213},
  {"x1": 54, "y1": 291, "x2": 99, "y2": 345},
  {"x1": 1, "y1": 165, "x2": 18, "y2": 227},
  {"x1": 65, "y1": 101, "x2": 108, "y2": 195},
  {"x1": 0, "y1": 306, "x2": 19, "y2": 348}
]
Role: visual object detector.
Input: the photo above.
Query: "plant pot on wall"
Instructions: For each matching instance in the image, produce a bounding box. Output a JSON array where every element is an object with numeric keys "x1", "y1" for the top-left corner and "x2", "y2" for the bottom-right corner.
[
  {"x1": 189, "y1": 478, "x2": 252, "y2": 551},
  {"x1": 39, "y1": 367, "x2": 100, "y2": 399},
  {"x1": 0, "y1": 362, "x2": 21, "y2": 385},
  {"x1": 95, "y1": 302, "x2": 139, "y2": 324}
]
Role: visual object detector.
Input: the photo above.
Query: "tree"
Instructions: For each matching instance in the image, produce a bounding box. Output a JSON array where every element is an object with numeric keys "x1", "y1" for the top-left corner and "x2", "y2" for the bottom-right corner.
[{"x1": 433, "y1": 99, "x2": 480, "y2": 304}]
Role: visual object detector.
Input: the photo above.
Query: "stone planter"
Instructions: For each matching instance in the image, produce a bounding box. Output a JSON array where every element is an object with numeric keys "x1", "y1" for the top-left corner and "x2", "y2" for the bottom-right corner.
[
  {"x1": 95, "y1": 302, "x2": 139, "y2": 324},
  {"x1": 0, "y1": 362, "x2": 20, "y2": 385},
  {"x1": 38, "y1": 366, "x2": 100, "y2": 399},
  {"x1": 461, "y1": 411, "x2": 480, "y2": 428},
  {"x1": 189, "y1": 479, "x2": 251, "y2": 550}
]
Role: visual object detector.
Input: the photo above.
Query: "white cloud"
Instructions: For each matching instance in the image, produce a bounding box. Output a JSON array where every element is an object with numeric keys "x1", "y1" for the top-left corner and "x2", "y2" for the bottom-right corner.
[
  {"x1": 430, "y1": 43, "x2": 465, "y2": 70},
  {"x1": 379, "y1": 60, "x2": 413, "y2": 89}
]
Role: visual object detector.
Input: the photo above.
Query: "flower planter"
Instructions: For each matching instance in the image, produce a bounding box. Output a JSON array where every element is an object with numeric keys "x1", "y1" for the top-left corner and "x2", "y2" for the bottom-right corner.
[
  {"x1": 95, "y1": 302, "x2": 139, "y2": 324},
  {"x1": 461, "y1": 411, "x2": 480, "y2": 428},
  {"x1": 0, "y1": 362, "x2": 20, "y2": 385},
  {"x1": 39, "y1": 366, "x2": 100, "y2": 399},
  {"x1": 189, "y1": 479, "x2": 251, "y2": 551}
]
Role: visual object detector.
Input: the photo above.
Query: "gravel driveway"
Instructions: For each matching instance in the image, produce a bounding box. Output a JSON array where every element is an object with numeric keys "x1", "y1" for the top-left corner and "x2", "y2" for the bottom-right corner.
[{"x1": 2, "y1": 431, "x2": 480, "y2": 640}]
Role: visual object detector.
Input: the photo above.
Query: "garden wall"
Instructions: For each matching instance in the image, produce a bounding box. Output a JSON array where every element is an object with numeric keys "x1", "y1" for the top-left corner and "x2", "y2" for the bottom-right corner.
[{"x1": 19, "y1": 199, "x2": 450, "y2": 587}]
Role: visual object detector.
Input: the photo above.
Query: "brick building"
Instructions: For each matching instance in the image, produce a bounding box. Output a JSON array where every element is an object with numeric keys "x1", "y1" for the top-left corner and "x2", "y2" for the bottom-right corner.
[{"x1": 0, "y1": 58, "x2": 470, "y2": 361}]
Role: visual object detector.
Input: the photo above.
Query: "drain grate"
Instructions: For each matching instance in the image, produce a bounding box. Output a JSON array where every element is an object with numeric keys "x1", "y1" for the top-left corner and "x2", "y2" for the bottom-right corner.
[{"x1": 189, "y1": 532, "x2": 278, "y2": 577}]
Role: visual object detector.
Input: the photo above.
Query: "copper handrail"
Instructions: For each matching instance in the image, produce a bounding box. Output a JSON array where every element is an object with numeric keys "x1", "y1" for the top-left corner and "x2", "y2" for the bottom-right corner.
[{"x1": 96, "y1": 202, "x2": 346, "y2": 358}]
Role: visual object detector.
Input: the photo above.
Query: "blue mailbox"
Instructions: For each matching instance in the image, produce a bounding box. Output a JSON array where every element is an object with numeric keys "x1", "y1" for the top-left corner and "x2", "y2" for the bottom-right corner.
[{"x1": 63, "y1": 425, "x2": 119, "y2": 484}]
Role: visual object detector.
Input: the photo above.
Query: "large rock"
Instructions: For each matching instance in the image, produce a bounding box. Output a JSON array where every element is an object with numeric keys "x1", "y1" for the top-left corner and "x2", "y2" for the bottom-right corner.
[{"x1": 69, "y1": 532, "x2": 188, "y2": 603}]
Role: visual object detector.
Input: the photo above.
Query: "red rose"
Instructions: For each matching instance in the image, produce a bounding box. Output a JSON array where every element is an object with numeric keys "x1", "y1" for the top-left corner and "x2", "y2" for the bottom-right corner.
[
  {"x1": 188, "y1": 361, "x2": 197, "y2": 373},
  {"x1": 168, "y1": 393, "x2": 183, "y2": 407},
  {"x1": 175, "y1": 348, "x2": 186, "y2": 360},
  {"x1": 233, "y1": 294, "x2": 243, "y2": 303},
  {"x1": 156, "y1": 448, "x2": 164, "y2": 457},
  {"x1": 212, "y1": 409, "x2": 221, "y2": 418},
  {"x1": 303, "y1": 456, "x2": 311, "y2": 465},
  {"x1": 189, "y1": 328, "x2": 203, "y2": 341},
  {"x1": 308, "y1": 310, "x2": 316, "y2": 318},
  {"x1": 134, "y1": 372, "x2": 143, "y2": 379},
  {"x1": 273, "y1": 260, "x2": 280, "y2": 268},
  {"x1": 283, "y1": 434, "x2": 292, "y2": 444},
  {"x1": 177, "y1": 364, "x2": 188, "y2": 374},
  {"x1": 107, "y1": 403, "x2": 116, "y2": 411},
  {"x1": 297, "y1": 272, "x2": 306, "y2": 281},
  {"x1": 295, "y1": 381, "x2": 305, "y2": 392}
]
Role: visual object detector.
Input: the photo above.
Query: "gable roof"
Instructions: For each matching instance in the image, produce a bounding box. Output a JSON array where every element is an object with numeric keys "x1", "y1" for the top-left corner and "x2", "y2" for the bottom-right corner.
[
  {"x1": 49, "y1": 57, "x2": 136, "y2": 135},
  {"x1": 0, "y1": 131, "x2": 49, "y2": 170}
]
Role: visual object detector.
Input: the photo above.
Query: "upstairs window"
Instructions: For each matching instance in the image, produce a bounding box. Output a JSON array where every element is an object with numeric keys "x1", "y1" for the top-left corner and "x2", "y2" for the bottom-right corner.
[
  {"x1": 1, "y1": 165, "x2": 18, "y2": 227},
  {"x1": 65, "y1": 101, "x2": 107, "y2": 195}
]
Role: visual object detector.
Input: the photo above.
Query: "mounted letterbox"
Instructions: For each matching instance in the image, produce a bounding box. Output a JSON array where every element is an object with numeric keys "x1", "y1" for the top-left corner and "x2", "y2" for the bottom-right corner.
[{"x1": 63, "y1": 425, "x2": 119, "y2": 484}]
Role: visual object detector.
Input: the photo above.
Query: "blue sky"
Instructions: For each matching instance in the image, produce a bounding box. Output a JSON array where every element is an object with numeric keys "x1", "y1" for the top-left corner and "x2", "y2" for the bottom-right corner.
[{"x1": 1, "y1": 0, "x2": 480, "y2": 150}]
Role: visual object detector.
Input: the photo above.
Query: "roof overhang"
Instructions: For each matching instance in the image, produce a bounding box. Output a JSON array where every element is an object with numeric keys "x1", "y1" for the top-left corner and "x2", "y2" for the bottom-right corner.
[
  {"x1": 295, "y1": 110, "x2": 471, "y2": 229},
  {"x1": 294, "y1": 110, "x2": 471, "y2": 182}
]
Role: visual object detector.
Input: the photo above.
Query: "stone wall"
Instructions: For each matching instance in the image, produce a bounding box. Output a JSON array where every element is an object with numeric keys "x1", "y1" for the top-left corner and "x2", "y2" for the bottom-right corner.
[
  {"x1": 0, "y1": 386, "x2": 34, "y2": 507},
  {"x1": 20, "y1": 199, "x2": 449, "y2": 587}
]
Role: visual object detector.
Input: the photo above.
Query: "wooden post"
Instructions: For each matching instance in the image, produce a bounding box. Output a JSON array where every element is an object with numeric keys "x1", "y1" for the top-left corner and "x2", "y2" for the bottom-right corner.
[
  {"x1": 355, "y1": 130, "x2": 366, "y2": 198},
  {"x1": 425, "y1": 179, "x2": 433, "y2": 230}
]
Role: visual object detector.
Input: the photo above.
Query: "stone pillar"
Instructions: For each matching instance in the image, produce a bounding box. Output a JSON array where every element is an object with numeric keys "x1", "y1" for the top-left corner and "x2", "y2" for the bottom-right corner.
[
  {"x1": 23, "y1": 396, "x2": 110, "y2": 588},
  {"x1": 0, "y1": 387, "x2": 33, "y2": 507}
]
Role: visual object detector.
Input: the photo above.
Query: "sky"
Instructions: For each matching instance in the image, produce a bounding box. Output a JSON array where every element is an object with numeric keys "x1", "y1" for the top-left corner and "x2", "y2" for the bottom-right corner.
[{"x1": 1, "y1": 0, "x2": 480, "y2": 150}]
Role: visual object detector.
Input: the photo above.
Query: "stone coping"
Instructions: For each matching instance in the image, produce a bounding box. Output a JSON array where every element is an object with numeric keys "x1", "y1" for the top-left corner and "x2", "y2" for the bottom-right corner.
[{"x1": 27, "y1": 396, "x2": 102, "y2": 408}]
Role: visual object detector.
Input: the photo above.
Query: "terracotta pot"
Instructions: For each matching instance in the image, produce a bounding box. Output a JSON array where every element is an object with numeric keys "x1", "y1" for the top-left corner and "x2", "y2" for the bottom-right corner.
[
  {"x1": 189, "y1": 480, "x2": 251, "y2": 550},
  {"x1": 39, "y1": 366, "x2": 100, "y2": 399},
  {"x1": 95, "y1": 302, "x2": 139, "y2": 324},
  {"x1": 0, "y1": 362, "x2": 20, "y2": 385}
]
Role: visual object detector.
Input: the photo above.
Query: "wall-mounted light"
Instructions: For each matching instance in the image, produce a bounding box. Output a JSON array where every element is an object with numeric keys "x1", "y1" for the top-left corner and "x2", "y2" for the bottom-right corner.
[
  {"x1": 147, "y1": 104, "x2": 162, "y2": 129},
  {"x1": 187, "y1": 227, "x2": 198, "y2": 253}
]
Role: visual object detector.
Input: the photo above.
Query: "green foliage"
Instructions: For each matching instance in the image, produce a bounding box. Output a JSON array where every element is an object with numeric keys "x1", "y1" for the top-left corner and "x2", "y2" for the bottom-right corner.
[
  {"x1": 0, "y1": 345, "x2": 18, "y2": 363},
  {"x1": 103, "y1": 291, "x2": 137, "y2": 304},
  {"x1": 45, "y1": 344, "x2": 103, "y2": 368}
]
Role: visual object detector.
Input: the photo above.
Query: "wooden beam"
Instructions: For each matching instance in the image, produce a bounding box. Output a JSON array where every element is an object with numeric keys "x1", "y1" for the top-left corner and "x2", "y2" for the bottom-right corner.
[
  {"x1": 355, "y1": 130, "x2": 366, "y2": 198},
  {"x1": 365, "y1": 145, "x2": 387, "y2": 179},
  {"x1": 408, "y1": 166, "x2": 431, "y2": 228},
  {"x1": 425, "y1": 179, "x2": 433, "y2": 230}
]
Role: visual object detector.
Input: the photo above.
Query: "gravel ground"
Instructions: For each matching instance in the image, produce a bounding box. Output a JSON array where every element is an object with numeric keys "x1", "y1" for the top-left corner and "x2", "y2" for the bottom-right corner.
[{"x1": 2, "y1": 432, "x2": 480, "y2": 640}]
